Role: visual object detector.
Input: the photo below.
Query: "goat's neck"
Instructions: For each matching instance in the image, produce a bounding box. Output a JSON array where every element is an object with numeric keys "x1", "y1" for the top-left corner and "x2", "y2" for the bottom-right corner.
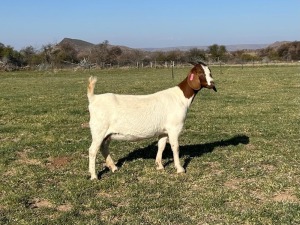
[{"x1": 177, "y1": 77, "x2": 199, "y2": 103}]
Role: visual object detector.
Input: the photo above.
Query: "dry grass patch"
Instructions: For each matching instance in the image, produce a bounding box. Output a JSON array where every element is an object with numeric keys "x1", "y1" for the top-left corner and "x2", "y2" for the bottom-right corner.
[
  {"x1": 57, "y1": 203, "x2": 73, "y2": 212},
  {"x1": 273, "y1": 190, "x2": 299, "y2": 203},
  {"x1": 17, "y1": 148, "x2": 41, "y2": 166},
  {"x1": 26, "y1": 198, "x2": 54, "y2": 209}
]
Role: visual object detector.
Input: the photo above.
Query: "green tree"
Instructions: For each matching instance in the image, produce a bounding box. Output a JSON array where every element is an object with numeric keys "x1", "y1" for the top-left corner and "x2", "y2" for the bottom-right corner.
[
  {"x1": 107, "y1": 46, "x2": 122, "y2": 65},
  {"x1": 20, "y1": 46, "x2": 37, "y2": 66},
  {"x1": 166, "y1": 49, "x2": 185, "y2": 62},
  {"x1": 186, "y1": 48, "x2": 207, "y2": 62},
  {"x1": 0, "y1": 43, "x2": 5, "y2": 58},
  {"x1": 277, "y1": 41, "x2": 300, "y2": 61},
  {"x1": 57, "y1": 42, "x2": 78, "y2": 63},
  {"x1": 152, "y1": 51, "x2": 167, "y2": 62},
  {"x1": 41, "y1": 44, "x2": 54, "y2": 64},
  {"x1": 90, "y1": 40, "x2": 110, "y2": 65},
  {"x1": 208, "y1": 44, "x2": 227, "y2": 61},
  {"x1": 0, "y1": 44, "x2": 22, "y2": 66}
]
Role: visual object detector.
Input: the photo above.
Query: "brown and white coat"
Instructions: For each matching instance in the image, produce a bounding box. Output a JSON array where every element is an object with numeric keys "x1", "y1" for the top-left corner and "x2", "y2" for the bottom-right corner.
[{"x1": 87, "y1": 62, "x2": 216, "y2": 180}]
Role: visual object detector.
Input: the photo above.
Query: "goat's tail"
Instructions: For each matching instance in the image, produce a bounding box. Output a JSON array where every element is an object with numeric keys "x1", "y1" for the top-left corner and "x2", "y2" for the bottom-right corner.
[{"x1": 87, "y1": 76, "x2": 97, "y2": 100}]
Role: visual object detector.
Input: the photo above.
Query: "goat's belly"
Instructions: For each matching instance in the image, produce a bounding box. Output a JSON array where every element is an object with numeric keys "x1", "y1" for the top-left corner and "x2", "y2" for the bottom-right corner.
[
  {"x1": 108, "y1": 116, "x2": 166, "y2": 141},
  {"x1": 110, "y1": 131, "x2": 165, "y2": 141}
]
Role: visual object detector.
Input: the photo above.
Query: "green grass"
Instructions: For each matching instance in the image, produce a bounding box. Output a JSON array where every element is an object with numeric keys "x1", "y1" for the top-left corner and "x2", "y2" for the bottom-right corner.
[{"x1": 1, "y1": 65, "x2": 300, "y2": 224}]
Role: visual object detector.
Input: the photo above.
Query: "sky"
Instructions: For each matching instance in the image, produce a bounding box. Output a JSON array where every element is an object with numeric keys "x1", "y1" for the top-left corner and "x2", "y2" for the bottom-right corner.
[{"x1": 1, "y1": 0, "x2": 299, "y2": 50}]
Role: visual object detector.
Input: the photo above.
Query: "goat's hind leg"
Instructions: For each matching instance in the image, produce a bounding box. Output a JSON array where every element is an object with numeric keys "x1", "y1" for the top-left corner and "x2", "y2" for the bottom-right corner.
[
  {"x1": 89, "y1": 127, "x2": 108, "y2": 180},
  {"x1": 155, "y1": 136, "x2": 167, "y2": 170},
  {"x1": 89, "y1": 138, "x2": 102, "y2": 180},
  {"x1": 100, "y1": 137, "x2": 117, "y2": 172}
]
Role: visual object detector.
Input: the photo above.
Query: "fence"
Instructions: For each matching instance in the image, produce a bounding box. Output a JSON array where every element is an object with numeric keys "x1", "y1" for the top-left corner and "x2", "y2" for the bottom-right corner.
[{"x1": 1, "y1": 59, "x2": 299, "y2": 72}]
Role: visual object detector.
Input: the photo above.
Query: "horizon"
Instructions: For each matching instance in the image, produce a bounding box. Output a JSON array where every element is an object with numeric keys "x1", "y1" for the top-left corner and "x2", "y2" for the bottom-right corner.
[
  {"x1": 59, "y1": 37, "x2": 273, "y2": 52},
  {"x1": 1, "y1": 0, "x2": 300, "y2": 50}
]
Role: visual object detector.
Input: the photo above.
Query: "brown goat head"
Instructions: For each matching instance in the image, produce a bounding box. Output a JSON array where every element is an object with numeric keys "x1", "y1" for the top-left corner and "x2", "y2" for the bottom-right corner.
[{"x1": 187, "y1": 62, "x2": 217, "y2": 92}]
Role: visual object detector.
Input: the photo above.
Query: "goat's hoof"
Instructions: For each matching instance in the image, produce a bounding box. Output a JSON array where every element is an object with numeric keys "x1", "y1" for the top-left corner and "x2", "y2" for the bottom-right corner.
[
  {"x1": 156, "y1": 165, "x2": 164, "y2": 170},
  {"x1": 90, "y1": 175, "x2": 98, "y2": 180},
  {"x1": 111, "y1": 166, "x2": 118, "y2": 173},
  {"x1": 176, "y1": 167, "x2": 185, "y2": 174}
]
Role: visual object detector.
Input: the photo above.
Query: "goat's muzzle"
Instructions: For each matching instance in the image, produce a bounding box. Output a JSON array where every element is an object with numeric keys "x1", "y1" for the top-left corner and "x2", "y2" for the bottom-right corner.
[{"x1": 209, "y1": 82, "x2": 217, "y2": 92}]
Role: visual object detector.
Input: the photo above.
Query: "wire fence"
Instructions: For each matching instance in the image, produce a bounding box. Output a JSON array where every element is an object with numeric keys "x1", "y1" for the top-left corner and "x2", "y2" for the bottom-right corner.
[{"x1": 1, "y1": 59, "x2": 299, "y2": 72}]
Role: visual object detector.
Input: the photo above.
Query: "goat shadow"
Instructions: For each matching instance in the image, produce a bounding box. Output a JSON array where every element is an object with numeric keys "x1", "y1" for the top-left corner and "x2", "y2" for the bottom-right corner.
[{"x1": 98, "y1": 134, "x2": 249, "y2": 179}]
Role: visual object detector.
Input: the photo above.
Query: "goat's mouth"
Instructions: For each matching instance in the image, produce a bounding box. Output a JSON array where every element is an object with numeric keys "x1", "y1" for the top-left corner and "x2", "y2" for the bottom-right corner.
[{"x1": 208, "y1": 82, "x2": 217, "y2": 92}]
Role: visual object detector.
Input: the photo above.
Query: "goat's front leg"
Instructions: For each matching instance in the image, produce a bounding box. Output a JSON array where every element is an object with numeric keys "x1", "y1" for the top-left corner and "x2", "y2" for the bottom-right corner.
[
  {"x1": 100, "y1": 138, "x2": 117, "y2": 172},
  {"x1": 155, "y1": 136, "x2": 168, "y2": 170},
  {"x1": 168, "y1": 132, "x2": 185, "y2": 173}
]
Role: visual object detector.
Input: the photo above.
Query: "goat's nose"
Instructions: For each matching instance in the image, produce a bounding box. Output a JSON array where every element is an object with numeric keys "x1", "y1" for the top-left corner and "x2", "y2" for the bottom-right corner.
[{"x1": 210, "y1": 82, "x2": 217, "y2": 92}]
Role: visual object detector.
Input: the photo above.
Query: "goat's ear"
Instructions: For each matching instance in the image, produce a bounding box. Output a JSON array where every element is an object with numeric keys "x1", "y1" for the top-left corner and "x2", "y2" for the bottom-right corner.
[
  {"x1": 188, "y1": 61, "x2": 197, "y2": 66},
  {"x1": 187, "y1": 73, "x2": 201, "y2": 90},
  {"x1": 197, "y1": 60, "x2": 207, "y2": 66},
  {"x1": 188, "y1": 60, "x2": 207, "y2": 66}
]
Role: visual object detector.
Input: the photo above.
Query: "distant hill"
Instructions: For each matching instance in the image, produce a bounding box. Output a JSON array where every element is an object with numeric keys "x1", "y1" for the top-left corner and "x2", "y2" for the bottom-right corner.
[
  {"x1": 222, "y1": 44, "x2": 269, "y2": 51},
  {"x1": 143, "y1": 44, "x2": 269, "y2": 52},
  {"x1": 267, "y1": 41, "x2": 291, "y2": 50},
  {"x1": 58, "y1": 38, "x2": 135, "y2": 54},
  {"x1": 58, "y1": 38, "x2": 272, "y2": 54},
  {"x1": 59, "y1": 38, "x2": 94, "y2": 52}
]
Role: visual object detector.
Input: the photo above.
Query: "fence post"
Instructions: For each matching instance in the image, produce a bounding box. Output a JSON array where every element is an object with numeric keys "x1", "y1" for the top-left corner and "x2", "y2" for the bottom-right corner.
[{"x1": 172, "y1": 61, "x2": 174, "y2": 79}]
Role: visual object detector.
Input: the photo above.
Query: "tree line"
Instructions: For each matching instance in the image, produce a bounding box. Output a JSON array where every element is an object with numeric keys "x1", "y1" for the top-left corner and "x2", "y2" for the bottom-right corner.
[{"x1": 0, "y1": 41, "x2": 299, "y2": 71}]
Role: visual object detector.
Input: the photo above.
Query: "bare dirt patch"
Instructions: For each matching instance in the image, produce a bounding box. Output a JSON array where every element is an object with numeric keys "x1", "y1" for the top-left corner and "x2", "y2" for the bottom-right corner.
[
  {"x1": 26, "y1": 198, "x2": 54, "y2": 209},
  {"x1": 97, "y1": 191, "x2": 113, "y2": 198},
  {"x1": 3, "y1": 167, "x2": 18, "y2": 176},
  {"x1": 46, "y1": 156, "x2": 72, "y2": 169},
  {"x1": 25, "y1": 198, "x2": 73, "y2": 212},
  {"x1": 250, "y1": 190, "x2": 267, "y2": 202},
  {"x1": 81, "y1": 209, "x2": 96, "y2": 216},
  {"x1": 81, "y1": 122, "x2": 90, "y2": 128},
  {"x1": 224, "y1": 179, "x2": 243, "y2": 190},
  {"x1": 17, "y1": 149, "x2": 41, "y2": 165},
  {"x1": 57, "y1": 203, "x2": 73, "y2": 212},
  {"x1": 245, "y1": 143, "x2": 256, "y2": 150},
  {"x1": 261, "y1": 164, "x2": 276, "y2": 172},
  {"x1": 273, "y1": 190, "x2": 299, "y2": 202},
  {"x1": 205, "y1": 161, "x2": 224, "y2": 176},
  {"x1": 0, "y1": 205, "x2": 7, "y2": 211}
]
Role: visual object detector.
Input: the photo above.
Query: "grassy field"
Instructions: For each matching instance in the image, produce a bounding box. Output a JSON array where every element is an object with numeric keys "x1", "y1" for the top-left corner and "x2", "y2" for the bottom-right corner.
[{"x1": 1, "y1": 65, "x2": 300, "y2": 224}]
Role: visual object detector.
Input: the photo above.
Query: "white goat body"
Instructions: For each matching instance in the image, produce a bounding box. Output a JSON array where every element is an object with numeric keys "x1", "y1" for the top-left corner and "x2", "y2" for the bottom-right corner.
[
  {"x1": 87, "y1": 62, "x2": 216, "y2": 180},
  {"x1": 88, "y1": 86, "x2": 190, "y2": 141}
]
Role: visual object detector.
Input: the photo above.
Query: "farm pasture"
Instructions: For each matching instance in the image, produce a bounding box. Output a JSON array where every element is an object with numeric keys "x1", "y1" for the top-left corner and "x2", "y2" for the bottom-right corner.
[{"x1": 0, "y1": 65, "x2": 299, "y2": 224}]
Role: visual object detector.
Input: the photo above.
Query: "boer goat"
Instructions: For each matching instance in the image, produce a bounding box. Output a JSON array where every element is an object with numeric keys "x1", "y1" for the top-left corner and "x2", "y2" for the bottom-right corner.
[{"x1": 87, "y1": 62, "x2": 217, "y2": 180}]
